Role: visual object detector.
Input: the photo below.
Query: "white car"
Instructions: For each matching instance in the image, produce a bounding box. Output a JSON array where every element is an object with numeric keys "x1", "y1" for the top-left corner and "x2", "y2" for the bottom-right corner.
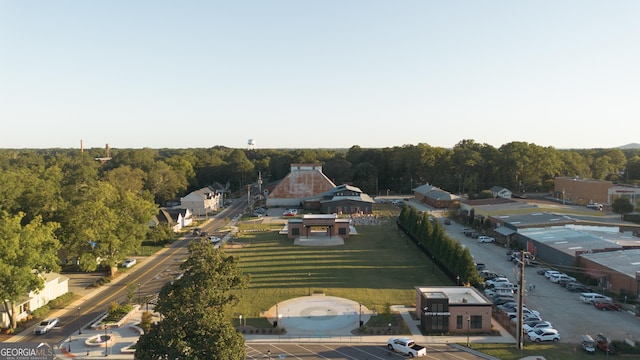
[
  {"x1": 506, "y1": 307, "x2": 541, "y2": 320},
  {"x1": 550, "y1": 274, "x2": 576, "y2": 284},
  {"x1": 122, "y1": 259, "x2": 137, "y2": 268},
  {"x1": 486, "y1": 277, "x2": 511, "y2": 288},
  {"x1": 209, "y1": 236, "x2": 222, "y2": 249},
  {"x1": 580, "y1": 292, "x2": 612, "y2": 304},
  {"x1": 528, "y1": 328, "x2": 560, "y2": 343},
  {"x1": 34, "y1": 318, "x2": 60, "y2": 335},
  {"x1": 523, "y1": 320, "x2": 551, "y2": 332},
  {"x1": 477, "y1": 236, "x2": 495, "y2": 243},
  {"x1": 544, "y1": 270, "x2": 561, "y2": 279}
]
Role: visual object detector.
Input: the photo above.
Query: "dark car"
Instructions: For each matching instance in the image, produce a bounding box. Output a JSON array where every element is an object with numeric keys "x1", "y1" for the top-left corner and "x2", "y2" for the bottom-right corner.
[
  {"x1": 596, "y1": 333, "x2": 615, "y2": 354},
  {"x1": 565, "y1": 282, "x2": 592, "y2": 293}
]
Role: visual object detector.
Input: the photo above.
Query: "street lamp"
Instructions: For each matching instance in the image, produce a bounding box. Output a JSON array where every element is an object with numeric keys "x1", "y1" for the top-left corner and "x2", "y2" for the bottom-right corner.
[
  {"x1": 104, "y1": 325, "x2": 108, "y2": 357},
  {"x1": 308, "y1": 272, "x2": 311, "y2": 296},
  {"x1": 388, "y1": 323, "x2": 392, "y2": 334},
  {"x1": 77, "y1": 306, "x2": 81, "y2": 334},
  {"x1": 466, "y1": 315, "x2": 471, "y2": 347},
  {"x1": 274, "y1": 302, "x2": 278, "y2": 327},
  {"x1": 359, "y1": 303, "x2": 362, "y2": 327},
  {"x1": 456, "y1": 276, "x2": 460, "y2": 286},
  {"x1": 239, "y1": 314, "x2": 242, "y2": 328}
]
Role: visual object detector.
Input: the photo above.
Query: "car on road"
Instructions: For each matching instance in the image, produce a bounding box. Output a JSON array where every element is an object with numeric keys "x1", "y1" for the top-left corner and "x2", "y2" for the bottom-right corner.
[
  {"x1": 486, "y1": 277, "x2": 511, "y2": 288},
  {"x1": 528, "y1": 328, "x2": 560, "y2": 343},
  {"x1": 478, "y1": 270, "x2": 504, "y2": 281},
  {"x1": 122, "y1": 259, "x2": 137, "y2": 268},
  {"x1": 596, "y1": 333, "x2": 615, "y2": 354},
  {"x1": 544, "y1": 270, "x2": 561, "y2": 279},
  {"x1": 209, "y1": 236, "x2": 222, "y2": 248},
  {"x1": 283, "y1": 208, "x2": 298, "y2": 216},
  {"x1": 492, "y1": 296, "x2": 516, "y2": 305},
  {"x1": 523, "y1": 320, "x2": 553, "y2": 333},
  {"x1": 565, "y1": 282, "x2": 592, "y2": 293},
  {"x1": 387, "y1": 337, "x2": 427, "y2": 357},
  {"x1": 580, "y1": 292, "x2": 612, "y2": 304},
  {"x1": 593, "y1": 300, "x2": 622, "y2": 311},
  {"x1": 477, "y1": 236, "x2": 495, "y2": 243},
  {"x1": 550, "y1": 273, "x2": 576, "y2": 284},
  {"x1": 581, "y1": 334, "x2": 596, "y2": 354},
  {"x1": 506, "y1": 307, "x2": 541, "y2": 320},
  {"x1": 34, "y1": 317, "x2": 60, "y2": 335}
]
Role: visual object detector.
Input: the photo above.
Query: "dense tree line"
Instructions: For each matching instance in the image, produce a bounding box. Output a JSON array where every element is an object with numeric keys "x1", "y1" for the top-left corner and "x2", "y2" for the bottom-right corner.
[
  {"x1": 397, "y1": 204, "x2": 481, "y2": 286},
  {"x1": 0, "y1": 141, "x2": 638, "y2": 328}
]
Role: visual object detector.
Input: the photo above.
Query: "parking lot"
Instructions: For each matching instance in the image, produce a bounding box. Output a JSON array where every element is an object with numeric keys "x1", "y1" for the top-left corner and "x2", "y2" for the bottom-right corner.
[
  {"x1": 447, "y1": 219, "x2": 640, "y2": 345},
  {"x1": 246, "y1": 342, "x2": 491, "y2": 360}
]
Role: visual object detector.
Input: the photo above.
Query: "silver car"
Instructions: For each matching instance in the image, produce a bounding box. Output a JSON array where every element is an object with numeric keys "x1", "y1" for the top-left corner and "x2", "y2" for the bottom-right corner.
[{"x1": 34, "y1": 317, "x2": 60, "y2": 334}]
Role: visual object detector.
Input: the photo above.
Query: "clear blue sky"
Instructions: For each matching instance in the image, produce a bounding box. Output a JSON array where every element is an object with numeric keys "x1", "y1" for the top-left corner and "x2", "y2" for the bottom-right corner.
[{"x1": 1, "y1": 1, "x2": 638, "y2": 150}]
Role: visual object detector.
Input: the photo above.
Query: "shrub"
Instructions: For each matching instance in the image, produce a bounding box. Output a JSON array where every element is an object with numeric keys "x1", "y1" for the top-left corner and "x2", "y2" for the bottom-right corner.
[
  {"x1": 31, "y1": 306, "x2": 50, "y2": 318},
  {"x1": 105, "y1": 302, "x2": 134, "y2": 322},
  {"x1": 48, "y1": 293, "x2": 74, "y2": 309},
  {"x1": 139, "y1": 311, "x2": 153, "y2": 333}
]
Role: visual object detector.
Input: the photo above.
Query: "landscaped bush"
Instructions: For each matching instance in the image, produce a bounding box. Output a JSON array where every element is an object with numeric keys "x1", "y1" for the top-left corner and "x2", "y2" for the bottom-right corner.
[
  {"x1": 105, "y1": 301, "x2": 134, "y2": 322},
  {"x1": 31, "y1": 306, "x2": 50, "y2": 319},
  {"x1": 48, "y1": 292, "x2": 74, "y2": 309},
  {"x1": 139, "y1": 311, "x2": 153, "y2": 333}
]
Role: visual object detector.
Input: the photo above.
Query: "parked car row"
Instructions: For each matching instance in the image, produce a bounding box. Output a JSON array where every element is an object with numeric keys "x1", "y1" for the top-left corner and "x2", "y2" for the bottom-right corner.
[
  {"x1": 582, "y1": 333, "x2": 617, "y2": 354},
  {"x1": 479, "y1": 264, "x2": 560, "y2": 344}
]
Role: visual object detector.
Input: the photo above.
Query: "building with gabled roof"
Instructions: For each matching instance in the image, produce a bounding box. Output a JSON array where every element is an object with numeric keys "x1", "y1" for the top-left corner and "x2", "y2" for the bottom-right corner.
[
  {"x1": 266, "y1": 164, "x2": 336, "y2": 207},
  {"x1": 180, "y1": 186, "x2": 223, "y2": 217},
  {"x1": 150, "y1": 207, "x2": 193, "y2": 232},
  {"x1": 316, "y1": 184, "x2": 375, "y2": 214},
  {"x1": 1, "y1": 272, "x2": 69, "y2": 328},
  {"x1": 413, "y1": 184, "x2": 459, "y2": 208},
  {"x1": 489, "y1": 186, "x2": 512, "y2": 199}
]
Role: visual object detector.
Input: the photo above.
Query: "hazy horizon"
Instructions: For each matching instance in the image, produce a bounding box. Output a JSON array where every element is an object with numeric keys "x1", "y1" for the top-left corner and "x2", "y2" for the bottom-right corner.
[{"x1": 2, "y1": 1, "x2": 638, "y2": 150}]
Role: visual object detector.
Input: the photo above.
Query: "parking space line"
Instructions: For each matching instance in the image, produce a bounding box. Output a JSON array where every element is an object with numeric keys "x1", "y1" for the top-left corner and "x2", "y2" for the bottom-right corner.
[{"x1": 270, "y1": 343, "x2": 304, "y2": 359}]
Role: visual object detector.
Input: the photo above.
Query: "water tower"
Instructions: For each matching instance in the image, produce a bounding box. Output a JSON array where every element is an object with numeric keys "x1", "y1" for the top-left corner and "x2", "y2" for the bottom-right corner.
[{"x1": 247, "y1": 139, "x2": 256, "y2": 150}]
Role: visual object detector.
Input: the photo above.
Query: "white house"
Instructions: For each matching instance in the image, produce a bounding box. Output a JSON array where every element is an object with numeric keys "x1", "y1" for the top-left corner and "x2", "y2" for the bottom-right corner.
[
  {"x1": 489, "y1": 186, "x2": 512, "y2": 199},
  {"x1": 150, "y1": 208, "x2": 193, "y2": 232},
  {"x1": 1, "y1": 272, "x2": 69, "y2": 328},
  {"x1": 180, "y1": 187, "x2": 223, "y2": 218}
]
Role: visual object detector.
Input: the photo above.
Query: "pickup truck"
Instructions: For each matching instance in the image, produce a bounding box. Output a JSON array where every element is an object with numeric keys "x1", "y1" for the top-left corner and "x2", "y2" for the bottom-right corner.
[{"x1": 387, "y1": 337, "x2": 427, "y2": 357}]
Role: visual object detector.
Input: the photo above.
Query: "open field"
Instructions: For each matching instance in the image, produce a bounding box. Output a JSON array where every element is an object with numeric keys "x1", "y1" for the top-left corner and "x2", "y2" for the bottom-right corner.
[{"x1": 226, "y1": 216, "x2": 452, "y2": 327}]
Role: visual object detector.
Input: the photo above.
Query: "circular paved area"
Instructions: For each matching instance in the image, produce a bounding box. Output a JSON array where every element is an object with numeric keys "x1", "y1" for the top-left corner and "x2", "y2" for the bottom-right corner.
[{"x1": 267, "y1": 295, "x2": 370, "y2": 336}]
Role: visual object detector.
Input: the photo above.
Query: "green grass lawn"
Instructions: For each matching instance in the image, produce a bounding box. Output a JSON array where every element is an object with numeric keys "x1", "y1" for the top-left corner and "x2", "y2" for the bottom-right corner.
[
  {"x1": 469, "y1": 343, "x2": 620, "y2": 360},
  {"x1": 226, "y1": 217, "x2": 451, "y2": 327}
]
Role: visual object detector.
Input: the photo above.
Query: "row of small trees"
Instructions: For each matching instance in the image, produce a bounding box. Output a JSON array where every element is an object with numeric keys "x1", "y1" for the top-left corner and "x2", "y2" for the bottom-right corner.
[{"x1": 397, "y1": 205, "x2": 481, "y2": 286}]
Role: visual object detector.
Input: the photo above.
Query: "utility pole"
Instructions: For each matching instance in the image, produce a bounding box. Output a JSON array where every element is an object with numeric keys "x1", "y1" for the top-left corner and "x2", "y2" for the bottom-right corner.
[
  {"x1": 247, "y1": 184, "x2": 251, "y2": 209},
  {"x1": 517, "y1": 251, "x2": 526, "y2": 350}
]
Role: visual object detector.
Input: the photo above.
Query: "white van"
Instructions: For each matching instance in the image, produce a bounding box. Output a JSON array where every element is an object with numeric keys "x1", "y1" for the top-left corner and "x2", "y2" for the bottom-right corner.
[{"x1": 579, "y1": 292, "x2": 612, "y2": 304}]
